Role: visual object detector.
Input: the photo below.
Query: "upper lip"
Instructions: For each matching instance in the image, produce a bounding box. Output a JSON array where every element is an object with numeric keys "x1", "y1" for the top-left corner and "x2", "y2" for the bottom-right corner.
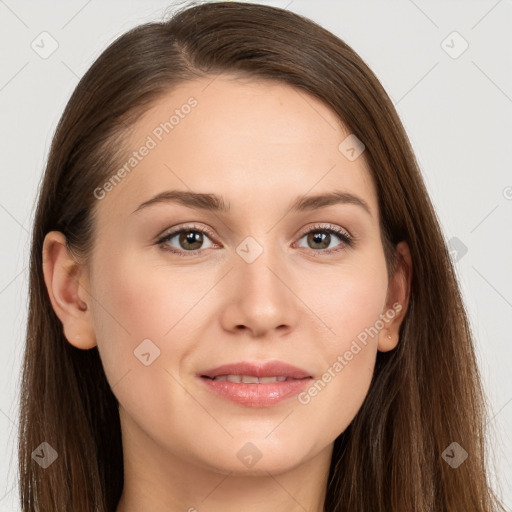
[{"x1": 200, "y1": 361, "x2": 312, "y2": 379}]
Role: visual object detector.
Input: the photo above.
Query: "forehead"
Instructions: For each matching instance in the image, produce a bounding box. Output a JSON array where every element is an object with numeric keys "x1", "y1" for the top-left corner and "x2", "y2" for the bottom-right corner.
[{"x1": 95, "y1": 75, "x2": 378, "y2": 222}]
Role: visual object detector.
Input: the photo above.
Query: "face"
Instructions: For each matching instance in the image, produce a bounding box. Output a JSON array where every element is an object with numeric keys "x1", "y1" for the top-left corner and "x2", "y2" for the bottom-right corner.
[{"x1": 44, "y1": 74, "x2": 410, "y2": 477}]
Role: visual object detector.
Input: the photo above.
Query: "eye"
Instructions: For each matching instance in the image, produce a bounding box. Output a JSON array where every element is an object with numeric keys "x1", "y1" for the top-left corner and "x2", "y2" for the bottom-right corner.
[
  {"x1": 156, "y1": 224, "x2": 217, "y2": 257},
  {"x1": 294, "y1": 223, "x2": 353, "y2": 255}
]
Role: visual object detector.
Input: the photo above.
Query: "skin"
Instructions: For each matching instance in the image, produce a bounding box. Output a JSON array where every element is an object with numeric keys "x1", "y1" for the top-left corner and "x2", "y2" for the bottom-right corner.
[{"x1": 42, "y1": 75, "x2": 412, "y2": 512}]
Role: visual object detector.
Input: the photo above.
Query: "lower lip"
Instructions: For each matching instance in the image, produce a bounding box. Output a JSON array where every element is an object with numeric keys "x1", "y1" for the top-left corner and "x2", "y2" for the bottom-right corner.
[{"x1": 199, "y1": 376, "x2": 312, "y2": 407}]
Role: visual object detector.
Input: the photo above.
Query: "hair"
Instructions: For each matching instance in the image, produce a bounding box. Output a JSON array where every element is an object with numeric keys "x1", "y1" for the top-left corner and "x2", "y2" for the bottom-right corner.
[{"x1": 18, "y1": 1, "x2": 505, "y2": 511}]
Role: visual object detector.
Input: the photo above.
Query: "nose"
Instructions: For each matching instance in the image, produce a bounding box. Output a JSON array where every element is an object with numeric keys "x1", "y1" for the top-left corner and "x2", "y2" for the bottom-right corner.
[{"x1": 219, "y1": 244, "x2": 299, "y2": 339}]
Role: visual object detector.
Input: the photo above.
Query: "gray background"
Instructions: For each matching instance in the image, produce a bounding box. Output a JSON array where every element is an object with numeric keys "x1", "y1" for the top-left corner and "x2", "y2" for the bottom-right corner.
[{"x1": 0, "y1": 0, "x2": 511, "y2": 510}]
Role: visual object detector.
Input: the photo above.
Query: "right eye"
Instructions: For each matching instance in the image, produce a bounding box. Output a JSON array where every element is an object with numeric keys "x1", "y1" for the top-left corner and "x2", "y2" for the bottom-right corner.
[{"x1": 156, "y1": 224, "x2": 218, "y2": 256}]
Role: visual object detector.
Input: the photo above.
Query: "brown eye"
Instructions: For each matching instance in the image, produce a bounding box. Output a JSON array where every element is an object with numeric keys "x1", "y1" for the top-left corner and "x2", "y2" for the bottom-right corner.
[
  {"x1": 157, "y1": 225, "x2": 216, "y2": 256},
  {"x1": 307, "y1": 231, "x2": 331, "y2": 250},
  {"x1": 296, "y1": 224, "x2": 353, "y2": 254},
  {"x1": 177, "y1": 230, "x2": 204, "y2": 250}
]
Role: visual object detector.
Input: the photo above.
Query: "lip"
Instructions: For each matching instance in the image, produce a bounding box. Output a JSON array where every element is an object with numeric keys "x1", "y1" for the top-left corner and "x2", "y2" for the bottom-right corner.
[
  {"x1": 198, "y1": 361, "x2": 313, "y2": 408},
  {"x1": 200, "y1": 361, "x2": 312, "y2": 379}
]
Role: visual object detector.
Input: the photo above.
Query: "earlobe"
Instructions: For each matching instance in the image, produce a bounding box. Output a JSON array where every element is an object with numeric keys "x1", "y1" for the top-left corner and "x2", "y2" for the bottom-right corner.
[
  {"x1": 42, "y1": 231, "x2": 97, "y2": 349},
  {"x1": 378, "y1": 329, "x2": 400, "y2": 352}
]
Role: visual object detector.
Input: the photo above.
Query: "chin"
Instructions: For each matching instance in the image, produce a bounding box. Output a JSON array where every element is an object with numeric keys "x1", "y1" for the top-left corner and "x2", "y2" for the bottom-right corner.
[{"x1": 195, "y1": 436, "x2": 308, "y2": 476}]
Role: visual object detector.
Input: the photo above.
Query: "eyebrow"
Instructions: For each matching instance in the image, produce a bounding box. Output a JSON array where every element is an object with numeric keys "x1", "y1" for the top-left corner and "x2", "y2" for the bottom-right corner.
[{"x1": 132, "y1": 189, "x2": 372, "y2": 217}]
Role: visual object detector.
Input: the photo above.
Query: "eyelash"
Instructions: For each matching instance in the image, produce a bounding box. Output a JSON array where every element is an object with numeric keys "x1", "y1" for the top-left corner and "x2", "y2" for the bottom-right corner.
[{"x1": 156, "y1": 223, "x2": 355, "y2": 258}]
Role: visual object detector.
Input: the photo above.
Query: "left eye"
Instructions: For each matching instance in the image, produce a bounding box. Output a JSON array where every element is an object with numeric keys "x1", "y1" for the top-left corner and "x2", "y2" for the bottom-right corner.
[
  {"x1": 157, "y1": 223, "x2": 353, "y2": 256},
  {"x1": 295, "y1": 225, "x2": 352, "y2": 253}
]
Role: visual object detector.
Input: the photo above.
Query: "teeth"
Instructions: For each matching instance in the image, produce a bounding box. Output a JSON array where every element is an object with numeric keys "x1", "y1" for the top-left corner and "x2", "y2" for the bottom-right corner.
[
  {"x1": 260, "y1": 376, "x2": 283, "y2": 383},
  {"x1": 212, "y1": 375, "x2": 290, "y2": 383}
]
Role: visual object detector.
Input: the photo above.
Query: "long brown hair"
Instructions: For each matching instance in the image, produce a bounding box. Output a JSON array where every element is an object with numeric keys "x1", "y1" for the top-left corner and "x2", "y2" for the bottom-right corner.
[{"x1": 19, "y1": 2, "x2": 505, "y2": 510}]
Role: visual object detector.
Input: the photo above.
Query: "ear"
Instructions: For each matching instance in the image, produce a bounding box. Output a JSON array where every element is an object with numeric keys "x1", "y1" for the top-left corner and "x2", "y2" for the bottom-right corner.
[
  {"x1": 377, "y1": 241, "x2": 412, "y2": 352},
  {"x1": 41, "y1": 231, "x2": 97, "y2": 349}
]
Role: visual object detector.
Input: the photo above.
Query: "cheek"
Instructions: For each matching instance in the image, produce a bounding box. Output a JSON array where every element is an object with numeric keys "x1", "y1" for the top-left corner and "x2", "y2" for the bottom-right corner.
[
  {"x1": 91, "y1": 248, "x2": 193, "y2": 339},
  {"x1": 88, "y1": 248, "x2": 194, "y2": 392},
  {"x1": 297, "y1": 340, "x2": 377, "y2": 447},
  {"x1": 300, "y1": 254, "x2": 389, "y2": 346},
  {"x1": 293, "y1": 257, "x2": 388, "y2": 437},
  {"x1": 296, "y1": 296, "x2": 382, "y2": 447},
  {"x1": 88, "y1": 249, "x2": 198, "y2": 437}
]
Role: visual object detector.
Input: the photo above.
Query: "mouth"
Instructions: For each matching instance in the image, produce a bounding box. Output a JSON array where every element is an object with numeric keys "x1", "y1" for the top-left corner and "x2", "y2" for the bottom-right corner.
[
  {"x1": 198, "y1": 360, "x2": 313, "y2": 407},
  {"x1": 201, "y1": 375, "x2": 307, "y2": 383},
  {"x1": 199, "y1": 360, "x2": 312, "y2": 380}
]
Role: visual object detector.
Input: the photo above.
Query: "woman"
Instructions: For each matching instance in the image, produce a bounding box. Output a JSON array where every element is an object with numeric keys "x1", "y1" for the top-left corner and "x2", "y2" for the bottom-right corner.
[{"x1": 19, "y1": 1, "x2": 506, "y2": 511}]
